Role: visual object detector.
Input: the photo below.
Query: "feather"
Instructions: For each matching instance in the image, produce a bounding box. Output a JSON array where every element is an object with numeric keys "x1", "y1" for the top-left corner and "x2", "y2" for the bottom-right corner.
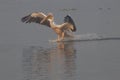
[
  {"x1": 64, "y1": 15, "x2": 76, "y2": 32},
  {"x1": 21, "y1": 12, "x2": 51, "y2": 27}
]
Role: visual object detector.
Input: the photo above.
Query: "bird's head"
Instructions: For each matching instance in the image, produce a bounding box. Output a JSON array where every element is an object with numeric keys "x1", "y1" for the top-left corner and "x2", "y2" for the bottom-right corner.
[
  {"x1": 47, "y1": 13, "x2": 54, "y2": 20},
  {"x1": 40, "y1": 13, "x2": 54, "y2": 24}
]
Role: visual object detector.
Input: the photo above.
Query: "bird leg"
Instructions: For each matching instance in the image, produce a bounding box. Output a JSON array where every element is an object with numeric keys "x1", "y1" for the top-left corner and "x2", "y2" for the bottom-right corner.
[
  {"x1": 61, "y1": 32, "x2": 65, "y2": 40},
  {"x1": 57, "y1": 35, "x2": 61, "y2": 42},
  {"x1": 56, "y1": 33, "x2": 64, "y2": 42},
  {"x1": 54, "y1": 35, "x2": 61, "y2": 42}
]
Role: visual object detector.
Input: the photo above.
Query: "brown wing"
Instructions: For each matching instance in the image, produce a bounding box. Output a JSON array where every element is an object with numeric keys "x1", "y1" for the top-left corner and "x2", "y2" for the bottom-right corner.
[{"x1": 21, "y1": 12, "x2": 51, "y2": 27}]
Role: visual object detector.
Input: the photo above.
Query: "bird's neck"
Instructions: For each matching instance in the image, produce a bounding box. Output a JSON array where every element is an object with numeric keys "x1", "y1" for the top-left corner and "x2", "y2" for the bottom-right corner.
[{"x1": 49, "y1": 19, "x2": 56, "y2": 28}]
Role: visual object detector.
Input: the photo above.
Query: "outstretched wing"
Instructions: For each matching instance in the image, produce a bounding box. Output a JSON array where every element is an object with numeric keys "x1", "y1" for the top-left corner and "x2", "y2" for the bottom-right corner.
[
  {"x1": 63, "y1": 15, "x2": 76, "y2": 32},
  {"x1": 21, "y1": 12, "x2": 51, "y2": 27}
]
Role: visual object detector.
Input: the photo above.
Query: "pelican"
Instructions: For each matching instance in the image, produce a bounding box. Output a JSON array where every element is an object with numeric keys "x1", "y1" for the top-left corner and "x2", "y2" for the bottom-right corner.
[{"x1": 21, "y1": 12, "x2": 76, "y2": 42}]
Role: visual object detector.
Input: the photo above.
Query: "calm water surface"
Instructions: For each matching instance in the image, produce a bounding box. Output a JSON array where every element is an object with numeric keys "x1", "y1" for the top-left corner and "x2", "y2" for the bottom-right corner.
[
  {"x1": 0, "y1": 41, "x2": 120, "y2": 80},
  {"x1": 0, "y1": 0, "x2": 120, "y2": 80}
]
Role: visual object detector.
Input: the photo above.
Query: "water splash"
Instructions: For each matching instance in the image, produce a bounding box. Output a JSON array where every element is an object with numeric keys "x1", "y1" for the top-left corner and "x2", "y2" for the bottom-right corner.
[
  {"x1": 73, "y1": 33, "x2": 102, "y2": 41},
  {"x1": 49, "y1": 33, "x2": 120, "y2": 42},
  {"x1": 65, "y1": 33, "x2": 120, "y2": 42}
]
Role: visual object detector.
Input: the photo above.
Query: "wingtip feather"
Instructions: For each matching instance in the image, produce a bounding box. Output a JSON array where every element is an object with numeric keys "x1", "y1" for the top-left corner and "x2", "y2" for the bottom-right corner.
[
  {"x1": 21, "y1": 15, "x2": 31, "y2": 23},
  {"x1": 64, "y1": 15, "x2": 76, "y2": 32}
]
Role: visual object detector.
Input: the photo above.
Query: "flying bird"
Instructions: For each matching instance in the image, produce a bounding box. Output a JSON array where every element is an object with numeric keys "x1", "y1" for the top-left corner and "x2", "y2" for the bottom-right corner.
[{"x1": 21, "y1": 12, "x2": 76, "y2": 42}]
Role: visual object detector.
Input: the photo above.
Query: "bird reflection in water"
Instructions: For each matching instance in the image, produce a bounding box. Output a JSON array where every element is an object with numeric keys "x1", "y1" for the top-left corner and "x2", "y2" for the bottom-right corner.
[{"x1": 22, "y1": 42, "x2": 76, "y2": 80}]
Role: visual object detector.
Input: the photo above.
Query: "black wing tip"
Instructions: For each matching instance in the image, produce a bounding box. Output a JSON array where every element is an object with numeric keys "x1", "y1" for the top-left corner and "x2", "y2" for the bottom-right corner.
[
  {"x1": 64, "y1": 14, "x2": 70, "y2": 20},
  {"x1": 21, "y1": 14, "x2": 31, "y2": 23},
  {"x1": 66, "y1": 14, "x2": 71, "y2": 17},
  {"x1": 64, "y1": 15, "x2": 77, "y2": 32}
]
